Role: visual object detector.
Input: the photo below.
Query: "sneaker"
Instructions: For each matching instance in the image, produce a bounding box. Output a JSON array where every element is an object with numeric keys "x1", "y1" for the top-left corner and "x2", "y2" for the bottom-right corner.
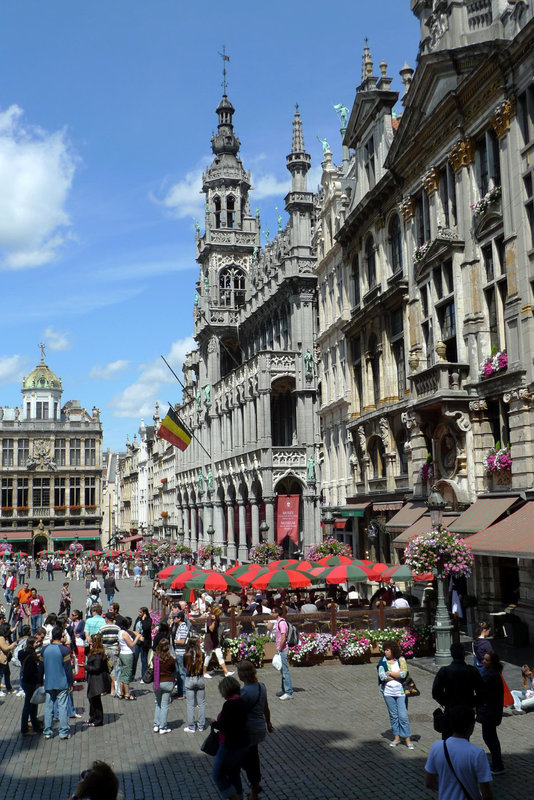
[
  {"x1": 69, "y1": 713, "x2": 82, "y2": 719},
  {"x1": 276, "y1": 690, "x2": 284, "y2": 697},
  {"x1": 512, "y1": 708, "x2": 525, "y2": 715},
  {"x1": 159, "y1": 727, "x2": 171, "y2": 735},
  {"x1": 153, "y1": 726, "x2": 159, "y2": 733},
  {"x1": 16, "y1": 690, "x2": 25, "y2": 697},
  {"x1": 279, "y1": 693, "x2": 293, "y2": 701},
  {"x1": 140, "y1": 680, "x2": 145, "y2": 684},
  {"x1": 491, "y1": 769, "x2": 506, "y2": 776},
  {"x1": 59, "y1": 735, "x2": 71, "y2": 740},
  {"x1": 44, "y1": 734, "x2": 53, "y2": 740},
  {"x1": 183, "y1": 726, "x2": 196, "y2": 733},
  {"x1": 197, "y1": 725, "x2": 207, "y2": 732},
  {"x1": 0, "y1": 692, "x2": 6, "y2": 697},
  {"x1": 225, "y1": 671, "x2": 235, "y2": 677},
  {"x1": 204, "y1": 673, "x2": 213, "y2": 679}
]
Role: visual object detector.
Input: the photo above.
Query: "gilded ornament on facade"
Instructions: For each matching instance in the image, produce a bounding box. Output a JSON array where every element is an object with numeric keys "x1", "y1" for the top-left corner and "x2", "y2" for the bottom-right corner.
[
  {"x1": 448, "y1": 138, "x2": 475, "y2": 172},
  {"x1": 422, "y1": 166, "x2": 440, "y2": 195},
  {"x1": 400, "y1": 196, "x2": 416, "y2": 221},
  {"x1": 490, "y1": 98, "x2": 516, "y2": 139}
]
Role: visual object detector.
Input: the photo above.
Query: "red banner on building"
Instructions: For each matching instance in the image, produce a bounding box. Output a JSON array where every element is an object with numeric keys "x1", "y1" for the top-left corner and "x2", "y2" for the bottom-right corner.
[{"x1": 276, "y1": 495, "x2": 300, "y2": 545}]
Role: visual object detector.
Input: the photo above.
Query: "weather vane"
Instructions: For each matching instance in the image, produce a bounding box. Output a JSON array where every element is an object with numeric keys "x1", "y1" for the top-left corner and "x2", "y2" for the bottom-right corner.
[
  {"x1": 39, "y1": 342, "x2": 46, "y2": 361},
  {"x1": 218, "y1": 45, "x2": 230, "y2": 94}
]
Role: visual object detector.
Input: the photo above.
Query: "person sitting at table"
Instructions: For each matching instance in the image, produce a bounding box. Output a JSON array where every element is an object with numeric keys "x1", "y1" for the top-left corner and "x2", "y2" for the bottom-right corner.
[{"x1": 391, "y1": 591, "x2": 410, "y2": 609}]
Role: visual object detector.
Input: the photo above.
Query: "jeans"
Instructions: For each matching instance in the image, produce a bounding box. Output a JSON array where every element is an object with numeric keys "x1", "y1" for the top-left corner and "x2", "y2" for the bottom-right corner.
[
  {"x1": 54, "y1": 690, "x2": 75, "y2": 717},
  {"x1": 511, "y1": 689, "x2": 534, "y2": 711},
  {"x1": 113, "y1": 662, "x2": 122, "y2": 696},
  {"x1": 0, "y1": 663, "x2": 12, "y2": 691},
  {"x1": 481, "y1": 721, "x2": 504, "y2": 771},
  {"x1": 212, "y1": 744, "x2": 249, "y2": 799},
  {"x1": 106, "y1": 592, "x2": 114, "y2": 607},
  {"x1": 30, "y1": 614, "x2": 42, "y2": 634},
  {"x1": 175, "y1": 652, "x2": 186, "y2": 696},
  {"x1": 154, "y1": 681, "x2": 173, "y2": 729},
  {"x1": 5, "y1": 588, "x2": 14, "y2": 604},
  {"x1": 47, "y1": 571, "x2": 54, "y2": 581},
  {"x1": 21, "y1": 682, "x2": 41, "y2": 732},
  {"x1": 280, "y1": 649, "x2": 293, "y2": 696},
  {"x1": 383, "y1": 693, "x2": 411, "y2": 738},
  {"x1": 44, "y1": 688, "x2": 70, "y2": 738},
  {"x1": 132, "y1": 644, "x2": 148, "y2": 679},
  {"x1": 185, "y1": 675, "x2": 206, "y2": 730}
]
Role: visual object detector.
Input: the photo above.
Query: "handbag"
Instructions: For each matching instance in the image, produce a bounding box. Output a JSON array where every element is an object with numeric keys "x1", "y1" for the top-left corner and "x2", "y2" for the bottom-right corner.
[
  {"x1": 143, "y1": 666, "x2": 154, "y2": 683},
  {"x1": 433, "y1": 707, "x2": 446, "y2": 733},
  {"x1": 403, "y1": 673, "x2": 420, "y2": 697},
  {"x1": 30, "y1": 686, "x2": 46, "y2": 704},
  {"x1": 200, "y1": 728, "x2": 220, "y2": 756},
  {"x1": 443, "y1": 740, "x2": 476, "y2": 800}
]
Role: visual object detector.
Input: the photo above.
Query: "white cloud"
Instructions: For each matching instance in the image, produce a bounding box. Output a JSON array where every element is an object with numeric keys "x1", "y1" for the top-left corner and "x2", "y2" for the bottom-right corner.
[
  {"x1": 251, "y1": 173, "x2": 291, "y2": 200},
  {"x1": 153, "y1": 159, "x2": 210, "y2": 220},
  {"x1": 110, "y1": 337, "x2": 195, "y2": 418},
  {"x1": 0, "y1": 354, "x2": 26, "y2": 386},
  {"x1": 0, "y1": 105, "x2": 77, "y2": 270},
  {"x1": 44, "y1": 326, "x2": 71, "y2": 352},
  {"x1": 89, "y1": 360, "x2": 130, "y2": 380}
]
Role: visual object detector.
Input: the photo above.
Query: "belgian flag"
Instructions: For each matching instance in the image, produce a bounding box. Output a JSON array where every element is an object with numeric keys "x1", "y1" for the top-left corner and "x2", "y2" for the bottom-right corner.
[{"x1": 157, "y1": 405, "x2": 192, "y2": 451}]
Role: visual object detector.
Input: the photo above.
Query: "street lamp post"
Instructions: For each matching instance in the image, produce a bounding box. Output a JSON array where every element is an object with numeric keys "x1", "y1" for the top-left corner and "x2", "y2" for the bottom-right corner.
[
  {"x1": 259, "y1": 520, "x2": 269, "y2": 541},
  {"x1": 322, "y1": 510, "x2": 335, "y2": 540},
  {"x1": 427, "y1": 485, "x2": 453, "y2": 667}
]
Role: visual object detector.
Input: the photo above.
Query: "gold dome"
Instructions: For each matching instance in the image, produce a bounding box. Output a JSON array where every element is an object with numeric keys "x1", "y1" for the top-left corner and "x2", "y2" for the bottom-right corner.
[{"x1": 22, "y1": 354, "x2": 62, "y2": 391}]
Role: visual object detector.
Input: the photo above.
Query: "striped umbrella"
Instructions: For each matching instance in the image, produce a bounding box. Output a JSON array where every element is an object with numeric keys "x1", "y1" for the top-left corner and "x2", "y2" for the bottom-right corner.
[
  {"x1": 316, "y1": 555, "x2": 355, "y2": 567},
  {"x1": 158, "y1": 563, "x2": 198, "y2": 582},
  {"x1": 225, "y1": 564, "x2": 263, "y2": 578},
  {"x1": 267, "y1": 559, "x2": 300, "y2": 569},
  {"x1": 283, "y1": 560, "x2": 318, "y2": 572},
  {"x1": 234, "y1": 566, "x2": 270, "y2": 587},
  {"x1": 184, "y1": 571, "x2": 243, "y2": 593},
  {"x1": 323, "y1": 564, "x2": 370, "y2": 584},
  {"x1": 169, "y1": 568, "x2": 205, "y2": 590},
  {"x1": 251, "y1": 568, "x2": 313, "y2": 591},
  {"x1": 380, "y1": 564, "x2": 434, "y2": 582}
]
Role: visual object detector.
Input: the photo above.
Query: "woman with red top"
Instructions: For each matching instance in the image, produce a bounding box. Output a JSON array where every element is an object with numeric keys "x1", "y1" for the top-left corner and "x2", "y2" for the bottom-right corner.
[
  {"x1": 210, "y1": 676, "x2": 250, "y2": 800},
  {"x1": 152, "y1": 637, "x2": 176, "y2": 735}
]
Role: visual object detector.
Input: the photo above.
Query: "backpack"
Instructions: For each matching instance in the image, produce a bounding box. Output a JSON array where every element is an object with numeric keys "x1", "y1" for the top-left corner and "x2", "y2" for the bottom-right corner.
[{"x1": 285, "y1": 620, "x2": 299, "y2": 647}]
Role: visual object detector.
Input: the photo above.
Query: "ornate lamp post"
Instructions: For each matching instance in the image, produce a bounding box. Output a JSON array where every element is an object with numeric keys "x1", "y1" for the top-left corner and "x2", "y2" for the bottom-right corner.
[
  {"x1": 259, "y1": 520, "x2": 269, "y2": 541},
  {"x1": 322, "y1": 510, "x2": 335, "y2": 539},
  {"x1": 427, "y1": 485, "x2": 453, "y2": 667}
]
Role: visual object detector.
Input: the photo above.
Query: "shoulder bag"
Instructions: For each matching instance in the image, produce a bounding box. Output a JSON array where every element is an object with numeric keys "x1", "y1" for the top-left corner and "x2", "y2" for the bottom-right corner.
[
  {"x1": 443, "y1": 740, "x2": 476, "y2": 800},
  {"x1": 201, "y1": 727, "x2": 220, "y2": 756},
  {"x1": 403, "y1": 673, "x2": 420, "y2": 697}
]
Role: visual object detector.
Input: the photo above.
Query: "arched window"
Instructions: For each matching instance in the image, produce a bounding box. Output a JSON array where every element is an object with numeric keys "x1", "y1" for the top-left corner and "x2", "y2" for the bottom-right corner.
[
  {"x1": 366, "y1": 236, "x2": 376, "y2": 289},
  {"x1": 227, "y1": 196, "x2": 235, "y2": 228},
  {"x1": 369, "y1": 436, "x2": 386, "y2": 478},
  {"x1": 390, "y1": 215, "x2": 403, "y2": 273},
  {"x1": 214, "y1": 196, "x2": 222, "y2": 229},
  {"x1": 219, "y1": 266, "x2": 246, "y2": 308},
  {"x1": 352, "y1": 255, "x2": 361, "y2": 306}
]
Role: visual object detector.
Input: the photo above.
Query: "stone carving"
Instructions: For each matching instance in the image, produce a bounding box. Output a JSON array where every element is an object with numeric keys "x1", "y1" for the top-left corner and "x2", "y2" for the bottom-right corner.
[
  {"x1": 198, "y1": 471, "x2": 204, "y2": 494},
  {"x1": 422, "y1": 166, "x2": 440, "y2": 195},
  {"x1": 207, "y1": 467, "x2": 213, "y2": 492},
  {"x1": 401, "y1": 410, "x2": 422, "y2": 433},
  {"x1": 304, "y1": 349, "x2": 314, "y2": 379},
  {"x1": 448, "y1": 138, "x2": 475, "y2": 172},
  {"x1": 27, "y1": 440, "x2": 57, "y2": 471},
  {"x1": 272, "y1": 448, "x2": 306, "y2": 468},
  {"x1": 400, "y1": 196, "x2": 416, "y2": 221},
  {"x1": 204, "y1": 385, "x2": 211, "y2": 406},
  {"x1": 503, "y1": 388, "x2": 533, "y2": 405},
  {"x1": 357, "y1": 426, "x2": 367, "y2": 455},
  {"x1": 491, "y1": 98, "x2": 517, "y2": 139},
  {"x1": 468, "y1": 399, "x2": 488, "y2": 413},
  {"x1": 442, "y1": 405, "x2": 471, "y2": 432},
  {"x1": 378, "y1": 417, "x2": 390, "y2": 451},
  {"x1": 426, "y1": 10, "x2": 448, "y2": 50},
  {"x1": 438, "y1": 430, "x2": 458, "y2": 479},
  {"x1": 196, "y1": 390, "x2": 201, "y2": 412},
  {"x1": 307, "y1": 456, "x2": 316, "y2": 483}
]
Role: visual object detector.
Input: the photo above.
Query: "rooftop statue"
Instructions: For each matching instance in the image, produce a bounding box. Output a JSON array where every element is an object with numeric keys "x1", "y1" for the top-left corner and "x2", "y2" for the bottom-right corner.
[
  {"x1": 333, "y1": 103, "x2": 349, "y2": 128},
  {"x1": 316, "y1": 136, "x2": 331, "y2": 155}
]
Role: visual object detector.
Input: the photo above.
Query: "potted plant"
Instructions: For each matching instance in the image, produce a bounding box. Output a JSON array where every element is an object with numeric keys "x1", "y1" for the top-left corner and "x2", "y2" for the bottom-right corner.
[
  {"x1": 331, "y1": 629, "x2": 372, "y2": 664},
  {"x1": 306, "y1": 537, "x2": 353, "y2": 562},
  {"x1": 249, "y1": 542, "x2": 283, "y2": 564},
  {"x1": 289, "y1": 632, "x2": 332, "y2": 666},
  {"x1": 471, "y1": 185, "x2": 501, "y2": 216},
  {"x1": 483, "y1": 442, "x2": 512, "y2": 475},
  {"x1": 479, "y1": 347, "x2": 508, "y2": 378},
  {"x1": 225, "y1": 633, "x2": 270, "y2": 668},
  {"x1": 421, "y1": 453, "x2": 434, "y2": 482}
]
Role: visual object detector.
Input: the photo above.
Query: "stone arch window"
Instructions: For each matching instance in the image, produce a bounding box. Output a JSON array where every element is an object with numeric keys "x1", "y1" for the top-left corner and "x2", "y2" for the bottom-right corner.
[
  {"x1": 389, "y1": 214, "x2": 403, "y2": 273},
  {"x1": 219, "y1": 266, "x2": 246, "y2": 308},
  {"x1": 365, "y1": 236, "x2": 376, "y2": 289},
  {"x1": 227, "y1": 195, "x2": 235, "y2": 228},
  {"x1": 270, "y1": 378, "x2": 296, "y2": 446},
  {"x1": 214, "y1": 196, "x2": 222, "y2": 229},
  {"x1": 369, "y1": 435, "x2": 386, "y2": 478}
]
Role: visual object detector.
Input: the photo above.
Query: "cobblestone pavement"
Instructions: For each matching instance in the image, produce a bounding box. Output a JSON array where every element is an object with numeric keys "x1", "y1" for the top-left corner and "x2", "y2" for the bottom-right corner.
[{"x1": 1, "y1": 572, "x2": 532, "y2": 799}]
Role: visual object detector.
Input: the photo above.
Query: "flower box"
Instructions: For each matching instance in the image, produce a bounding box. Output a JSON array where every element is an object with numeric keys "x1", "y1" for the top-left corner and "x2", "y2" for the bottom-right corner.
[
  {"x1": 85, "y1": 504, "x2": 97, "y2": 510},
  {"x1": 471, "y1": 185, "x2": 501, "y2": 216},
  {"x1": 404, "y1": 528, "x2": 474, "y2": 578},
  {"x1": 480, "y1": 349, "x2": 508, "y2": 378},
  {"x1": 306, "y1": 537, "x2": 353, "y2": 562},
  {"x1": 1, "y1": 506, "x2": 13, "y2": 513},
  {"x1": 17, "y1": 506, "x2": 29, "y2": 513},
  {"x1": 70, "y1": 505, "x2": 82, "y2": 512},
  {"x1": 484, "y1": 443, "x2": 512, "y2": 474},
  {"x1": 160, "y1": 512, "x2": 169, "y2": 518}
]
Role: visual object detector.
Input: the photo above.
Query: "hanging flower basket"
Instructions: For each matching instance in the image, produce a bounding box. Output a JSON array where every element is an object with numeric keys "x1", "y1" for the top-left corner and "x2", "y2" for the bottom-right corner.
[
  {"x1": 404, "y1": 528, "x2": 474, "y2": 578},
  {"x1": 249, "y1": 542, "x2": 283, "y2": 564},
  {"x1": 471, "y1": 185, "x2": 501, "y2": 216},
  {"x1": 480, "y1": 348, "x2": 508, "y2": 378},
  {"x1": 306, "y1": 537, "x2": 353, "y2": 562},
  {"x1": 484, "y1": 442, "x2": 512, "y2": 473}
]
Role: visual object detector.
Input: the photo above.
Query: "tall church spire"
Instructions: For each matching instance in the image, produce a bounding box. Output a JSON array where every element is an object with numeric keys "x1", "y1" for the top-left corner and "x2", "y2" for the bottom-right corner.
[{"x1": 286, "y1": 104, "x2": 311, "y2": 193}]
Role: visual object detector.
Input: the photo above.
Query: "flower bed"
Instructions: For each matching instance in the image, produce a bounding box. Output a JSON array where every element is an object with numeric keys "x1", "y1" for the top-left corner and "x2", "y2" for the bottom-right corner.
[
  {"x1": 226, "y1": 633, "x2": 270, "y2": 668},
  {"x1": 289, "y1": 633, "x2": 332, "y2": 666},
  {"x1": 480, "y1": 348, "x2": 507, "y2": 378},
  {"x1": 306, "y1": 537, "x2": 353, "y2": 562},
  {"x1": 404, "y1": 527, "x2": 473, "y2": 578},
  {"x1": 331, "y1": 630, "x2": 372, "y2": 664},
  {"x1": 483, "y1": 442, "x2": 512, "y2": 473}
]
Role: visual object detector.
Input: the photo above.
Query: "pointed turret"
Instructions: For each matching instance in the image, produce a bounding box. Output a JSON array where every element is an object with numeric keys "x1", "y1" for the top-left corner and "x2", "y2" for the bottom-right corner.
[
  {"x1": 284, "y1": 107, "x2": 314, "y2": 257},
  {"x1": 286, "y1": 105, "x2": 311, "y2": 193}
]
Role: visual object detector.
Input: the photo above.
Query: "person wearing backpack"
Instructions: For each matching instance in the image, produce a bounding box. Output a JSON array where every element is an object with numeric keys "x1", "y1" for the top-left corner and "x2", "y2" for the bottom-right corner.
[{"x1": 270, "y1": 606, "x2": 293, "y2": 701}]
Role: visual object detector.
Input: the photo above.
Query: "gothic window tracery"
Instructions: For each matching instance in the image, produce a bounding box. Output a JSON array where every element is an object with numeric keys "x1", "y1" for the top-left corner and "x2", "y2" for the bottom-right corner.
[
  {"x1": 214, "y1": 196, "x2": 222, "y2": 229},
  {"x1": 219, "y1": 266, "x2": 246, "y2": 308},
  {"x1": 227, "y1": 195, "x2": 235, "y2": 228}
]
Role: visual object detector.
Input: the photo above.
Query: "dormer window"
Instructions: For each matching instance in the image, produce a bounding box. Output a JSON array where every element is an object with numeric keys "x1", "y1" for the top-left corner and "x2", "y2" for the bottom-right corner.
[{"x1": 36, "y1": 402, "x2": 49, "y2": 420}]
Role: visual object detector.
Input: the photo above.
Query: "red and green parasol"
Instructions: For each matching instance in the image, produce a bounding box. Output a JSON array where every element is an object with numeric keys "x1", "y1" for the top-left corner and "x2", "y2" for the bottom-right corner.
[
  {"x1": 184, "y1": 571, "x2": 243, "y2": 593},
  {"x1": 251, "y1": 568, "x2": 313, "y2": 591}
]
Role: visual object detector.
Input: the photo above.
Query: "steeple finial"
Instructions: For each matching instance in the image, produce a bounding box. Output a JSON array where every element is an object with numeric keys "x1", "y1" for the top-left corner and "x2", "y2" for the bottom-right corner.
[
  {"x1": 361, "y1": 38, "x2": 373, "y2": 82},
  {"x1": 218, "y1": 45, "x2": 230, "y2": 94},
  {"x1": 39, "y1": 342, "x2": 46, "y2": 363},
  {"x1": 291, "y1": 104, "x2": 306, "y2": 153}
]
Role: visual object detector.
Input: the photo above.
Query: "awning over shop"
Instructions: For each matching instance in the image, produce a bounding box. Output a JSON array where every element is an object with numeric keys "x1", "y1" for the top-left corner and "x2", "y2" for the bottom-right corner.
[
  {"x1": 338, "y1": 503, "x2": 370, "y2": 518},
  {"x1": 334, "y1": 519, "x2": 348, "y2": 529},
  {"x1": 372, "y1": 501, "x2": 404, "y2": 512},
  {"x1": 120, "y1": 534, "x2": 143, "y2": 543},
  {"x1": 392, "y1": 513, "x2": 460, "y2": 549},
  {"x1": 2, "y1": 531, "x2": 32, "y2": 542},
  {"x1": 466, "y1": 502, "x2": 534, "y2": 559},
  {"x1": 51, "y1": 529, "x2": 100, "y2": 541},
  {"x1": 385, "y1": 501, "x2": 427, "y2": 533},
  {"x1": 448, "y1": 497, "x2": 518, "y2": 535}
]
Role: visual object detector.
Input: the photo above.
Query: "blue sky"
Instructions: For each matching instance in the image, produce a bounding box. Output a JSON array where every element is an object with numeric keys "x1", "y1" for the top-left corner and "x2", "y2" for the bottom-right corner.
[{"x1": 0, "y1": 1, "x2": 420, "y2": 451}]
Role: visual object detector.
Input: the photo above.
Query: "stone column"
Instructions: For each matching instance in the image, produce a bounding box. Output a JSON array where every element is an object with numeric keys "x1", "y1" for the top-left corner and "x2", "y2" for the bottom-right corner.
[
  {"x1": 263, "y1": 496, "x2": 275, "y2": 544},
  {"x1": 237, "y1": 500, "x2": 248, "y2": 562},
  {"x1": 190, "y1": 506, "x2": 197, "y2": 554},
  {"x1": 251, "y1": 499, "x2": 260, "y2": 548},
  {"x1": 402, "y1": 410, "x2": 428, "y2": 498},
  {"x1": 226, "y1": 501, "x2": 236, "y2": 562},
  {"x1": 213, "y1": 501, "x2": 225, "y2": 559},
  {"x1": 503, "y1": 389, "x2": 534, "y2": 490}
]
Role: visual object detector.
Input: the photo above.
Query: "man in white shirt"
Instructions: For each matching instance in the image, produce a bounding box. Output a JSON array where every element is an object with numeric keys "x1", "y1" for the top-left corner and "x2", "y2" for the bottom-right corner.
[
  {"x1": 425, "y1": 705, "x2": 493, "y2": 799},
  {"x1": 391, "y1": 591, "x2": 410, "y2": 609}
]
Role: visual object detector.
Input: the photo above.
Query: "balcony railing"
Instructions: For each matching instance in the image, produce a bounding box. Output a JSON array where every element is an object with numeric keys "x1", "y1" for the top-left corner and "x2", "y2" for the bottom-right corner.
[{"x1": 410, "y1": 362, "x2": 470, "y2": 398}]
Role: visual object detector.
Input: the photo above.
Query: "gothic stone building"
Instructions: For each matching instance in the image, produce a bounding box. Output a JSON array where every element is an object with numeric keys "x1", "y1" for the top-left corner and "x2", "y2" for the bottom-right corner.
[
  {"x1": 0, "y1": 352, "x2": 103, "y2": 555},
  {"x1": 172, "y1": 94, "x2": 321, "y2": 561}
]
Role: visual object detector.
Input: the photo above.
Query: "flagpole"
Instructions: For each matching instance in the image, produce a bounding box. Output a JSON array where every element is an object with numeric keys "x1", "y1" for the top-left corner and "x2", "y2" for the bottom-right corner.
[{"x1": 160, "y1": 355, "x2": 195, "y2": 402}]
